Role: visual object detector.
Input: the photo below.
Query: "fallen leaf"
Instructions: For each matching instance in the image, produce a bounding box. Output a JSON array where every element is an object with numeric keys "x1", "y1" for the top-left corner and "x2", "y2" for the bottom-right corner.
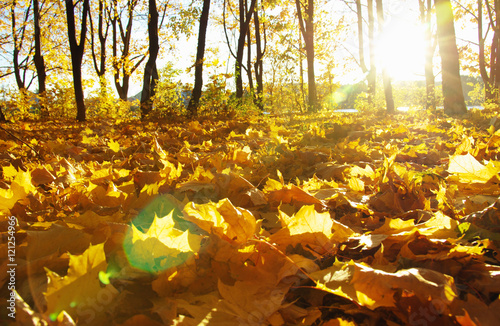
[
  {"x1": 448, "y1": 153, "x2": 498, "y2": 183},
  {"x1": 0, "y1": 168, "x2": 36, "y2": 212},
  {"x1": 44, "y1": 243, "x2": 118, "y2": 324},
  {"x1": 311, "y1": 260, "x2": 457, "y2": 309},
  {"x1": 108, "y1": 139, "x2": 120, "y2": 153},
  {"x1": 182, "y1": 198, "x2": 257, "y2": 244},
  {"x1": 124, "y1": 211, "x2": 202, "y2": 273},
  {"x1": 270, "y1": 205, "x2": 354, "y2": 255}
]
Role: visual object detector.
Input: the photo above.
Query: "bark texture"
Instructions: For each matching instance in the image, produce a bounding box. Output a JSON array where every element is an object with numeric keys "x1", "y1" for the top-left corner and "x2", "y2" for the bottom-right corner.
[
  {"x1": 187, "y1": 0, "x2": 211, "y2": 116},
  {"x1": 140, "y1": 0, "x2": 160, "y2": 118},
  {"x1": 295, "y1": 0, "x2": 318, "y2": 111},
  {"x1": 66, "y1": 0, "x2": 90, "y2": 121},
  {"x1": 435, "y1": 0, "x2": 467, "y2": 116}
]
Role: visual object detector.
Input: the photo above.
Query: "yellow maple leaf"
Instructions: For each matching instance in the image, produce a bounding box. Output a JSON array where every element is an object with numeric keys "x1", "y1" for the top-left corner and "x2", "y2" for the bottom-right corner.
[
  {"x1": 216, "y1": 279, "x2": 289, "y2": 324},
  {"x1": 322, "y1": 318, "x2": 358, "y2": 326},
  {"x1": 267, "y1": 184, "x2": 323, "y2": 206},
  {"x1": 373, "y1": 218, "x2": 415, "y2": 235},
  {"x1": 153, "y1": 136, "x2": 168, "y2": 159},
  {"x1": 279, "y1": 205, "x2": 334, "y2": 236},
  {"x1": 81, "y1": 135, "x2": 97, "y2": 145},
  {"x1": 108, "y1": 139, "x2": 120, "y2": 152},
  {"x1": 83, "y1": 127, "x2": 93, "y2": 135},
  {"x1": 348, "y1": 177, "x2": 365, "y2": 192},
  {"x1": 124, "y1": 211, "x2": 202, "y2": 273},
  {"x1": 0, "y1": 168, "x2": 36, "y2": 212},
  {"x1": 312, "y1": 260, "x2": 457, "y2": 310},
  {"x1": 2, "y1": 164, "x2": 18, "y2": 181},
  {"x1": 263, "y1": 178, "x2": 283, "y2": 192},
  {"x1": 448, "y1": 153, "x2": 498, "y2": 183},
  {"x1": 232, "y1": 145, "x2": 252, "y2": 163},
  {"x1": 44, "y1": 243, "x2": 118, "y2": 324},
  {"x1": 349, "y1": 164, "x2": 376, "y2": 180},
  {"x1": 417, "y1": 211, "x2": 458, "y2": 239},
  {"x1": 183, "y1": 199, "x2": 257, "y2": 244},
  {"x1": 160, "y1": 159, "x2": 182, "y2": 180},
  {"x1": 277, "y1": 169, "x2": 284, "y2": 184},
  {"x1": 270, "y1": 205, "x2": 354, "y2": 254}
]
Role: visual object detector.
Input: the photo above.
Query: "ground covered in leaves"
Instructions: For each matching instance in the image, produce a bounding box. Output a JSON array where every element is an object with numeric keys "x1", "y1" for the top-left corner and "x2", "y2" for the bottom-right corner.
[{"x1": 2, "y1": 110, "x2": 500, "y2": 325}]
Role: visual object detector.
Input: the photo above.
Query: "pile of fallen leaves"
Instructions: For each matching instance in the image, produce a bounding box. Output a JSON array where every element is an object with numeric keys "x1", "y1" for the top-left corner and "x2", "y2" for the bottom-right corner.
[{"x1": 2, "y1": 110, "x2": 500, "y2": 325}]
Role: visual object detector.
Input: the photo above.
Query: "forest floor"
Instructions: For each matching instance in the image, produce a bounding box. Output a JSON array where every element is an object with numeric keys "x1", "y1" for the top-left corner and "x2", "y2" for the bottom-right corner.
[{"x1": 1, "y1": 109, "x2": 500, "y2": 325}]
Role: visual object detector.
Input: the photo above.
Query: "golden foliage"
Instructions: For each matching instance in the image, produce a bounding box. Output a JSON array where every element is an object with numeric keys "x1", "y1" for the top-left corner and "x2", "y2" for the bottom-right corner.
[{"x1": 2, "y1": 111, "x2": 500, "y2": 325}]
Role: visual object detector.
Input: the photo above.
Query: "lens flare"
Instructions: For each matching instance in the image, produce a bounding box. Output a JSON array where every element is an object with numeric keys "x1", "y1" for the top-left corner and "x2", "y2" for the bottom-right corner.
[
  {"x1": 122, "y1": 195, "x2": 201, "y2": 273},
  {"x1": 326, "y1": 85, "x2": 355, "y2": 109}
]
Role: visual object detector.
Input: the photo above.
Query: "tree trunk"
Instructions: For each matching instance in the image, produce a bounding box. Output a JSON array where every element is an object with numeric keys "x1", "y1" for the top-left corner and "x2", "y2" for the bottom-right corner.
[
  {"x1": 33, "y1": 0, "x2": 47, "y2": 116},
  {"x1": 246, "y1": 1, "x2": 254, "y2": 94},
  {"x1": 66, "y1": 0, "x2": 90, "y2": 122},
  {"x1": 89, "y1": 0, "x2": 109, "y2": 97},
  {"x1": 0, "y1": 106, "x2": 5, "y2": 122},
  {"x1": 187, "y1": 0, "x2": 211, "y2": 116},
  {"x1": 115, "y1": 76, "x2": 131, "y2": 101},
  {"x1": 435, "y1": 0, "x2": 467, "y2": 115},
  {"x1": 376, "y1": 0, "x2": 394, "y2": 113},
  {"x1": 140, "y1": 0, "x2": 159, "y2": 118},
  {"x1": 296, "y1": 0, "x2": 318, "y2": 112},
  {"x1": 367, "y1": 0, "x2": 376, "y2": 104},
  {"x1": 254, "y1": 4, "x2": 265, "y2": 111},
  {"x1": 11, "y1": 0, "x2": 31, "y2": 91},
  {"x1": 355, "y1": 0, "x2": 368, "y2": 74},
  {"x1": 298, "y1": 33, "x2": 306, "y2": 110},
  {"x1": 236, "y1": 0, "x2": 245, "y2": 100},
  {"x1": 111, "y1": 0, "x2": 143, "y2": 101},
  {"x1": 235, "y1": 0, "x2": 256, "y2": 100},
  {"x1": 485, "y1": 0, "x2": 500, "y2": 103},
  {"x1": 477, "y1": 0, "x2": 497, "y2": 103},
  {"x1": 420, "y1": 0, "x2": 436, "y2": 111},
  {"x1": 487, "y1": 30, "x2": 499, "y2": 102},
  {"x1": 493, "y1": 4, "x2": 500, "y2": 102},
  {"x1": 477, "y1": 0, "x2": 498, "y2": 103}
]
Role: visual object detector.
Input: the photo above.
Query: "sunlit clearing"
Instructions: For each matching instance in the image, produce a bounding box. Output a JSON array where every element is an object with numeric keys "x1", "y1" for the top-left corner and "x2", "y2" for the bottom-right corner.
[{"x1": 376, "y1": 17, "x2": 426, "y2": 81}]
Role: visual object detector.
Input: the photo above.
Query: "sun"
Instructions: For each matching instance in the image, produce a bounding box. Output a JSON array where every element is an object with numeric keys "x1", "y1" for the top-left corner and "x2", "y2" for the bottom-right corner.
[{"x1": 375, "y1": 17, "x2": 427, "y2": 82}]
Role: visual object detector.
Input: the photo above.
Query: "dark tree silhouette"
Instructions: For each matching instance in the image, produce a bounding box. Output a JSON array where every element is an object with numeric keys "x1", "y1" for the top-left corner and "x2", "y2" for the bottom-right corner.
[
  {"x1": 140, "y1": 0, "x2": 159, "y2": 118},
  {"x1": 88, "y1": 0, "x2": 110, "y2": 94},
  {"x1": 66, "y1": 0, "x2": 90, "y2": 121},
  {"x1": 253, "y1": 3, "x2": 265, "y2": 111},
  {"x1": 420, "y1": 0, "x2": 436, "y2": 111},
  {"x1": 11, "y1": 0, "x2": 31, "y2": 91},
  {"x1": 478, "y1": 0, "x2": 500, "y2": 103},
  {"x1": 33, "y1": 0, "x2": 47, "y2": 116},
  {"x1": 435, "y1": 0, "x2": 467, "y2": 115},
  {"x1": 295, "y1": 0, "x2": 318, "y2": 112},
  {"x1": 367, "y1": 0, "x2": 376, "y2": 103},
  {"x1": 111, "y1": 0, "x2": 144, "y2": 101},
  {"x1": 187, "y1": 0, "x2": 211, "y2": 116},
  {"x1": 376, "y1": 0, "x2": 394, "y2": 113},
  {"x1": 0, "y1": 106, "x2": 6, "y2": 122},
  {"x1": 237, "y1": 0, "x2": 256, "y2": 100},
  {"x1": 355, "y1": 0, "x2": 376, "y2": 104}
]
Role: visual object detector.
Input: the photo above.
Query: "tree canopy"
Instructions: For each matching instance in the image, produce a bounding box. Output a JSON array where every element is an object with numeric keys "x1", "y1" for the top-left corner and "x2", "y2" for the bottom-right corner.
[{"x1": 0, "y1": 0, "x2": 492, "y2": 120}]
